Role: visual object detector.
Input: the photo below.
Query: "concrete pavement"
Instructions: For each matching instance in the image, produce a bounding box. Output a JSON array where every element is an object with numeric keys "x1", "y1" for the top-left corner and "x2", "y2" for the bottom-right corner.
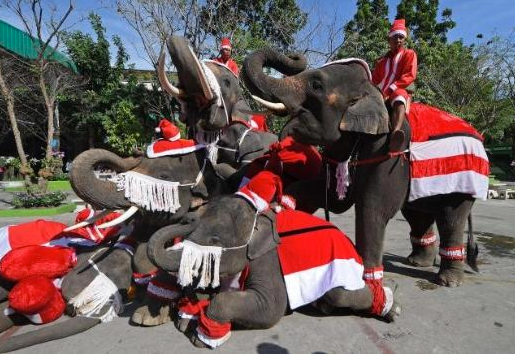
[{"x1": 0, "y1": 198, "x2": 514, "y2": 353}]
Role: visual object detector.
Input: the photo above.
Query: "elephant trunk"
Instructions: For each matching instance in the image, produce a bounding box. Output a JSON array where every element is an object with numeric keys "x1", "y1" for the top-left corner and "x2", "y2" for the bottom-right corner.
[
  {"x1": 147, "y1": 223, "x2": 197, "y2": 272},
  {"x1": 70, "y1": 149, "x2": 141, "y2": 210},
  {"x1": 241, "y1": 48, "x2": 307, "y2": 102},
  {"x1": 0, "y1": 317, "x2": 100, "y2": 353}
]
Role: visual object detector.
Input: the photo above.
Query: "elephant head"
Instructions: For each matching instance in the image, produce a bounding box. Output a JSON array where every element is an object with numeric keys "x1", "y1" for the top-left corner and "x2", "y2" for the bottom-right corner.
[
  {"x1": 159, "y1": 36, "x2": 307, "y2": 134},
  {"x1": 241, "y1": 48, "x2": 389, "y2": 146},
  {"x1": 70, "y1": 146, "x2": 224, "y2": 230},
  {"x1": 158, "y1": 36, "x2": 240, "y2": 132},
  {"x1": 148, "y1": 195, "x2": 278, "y2": 283}
]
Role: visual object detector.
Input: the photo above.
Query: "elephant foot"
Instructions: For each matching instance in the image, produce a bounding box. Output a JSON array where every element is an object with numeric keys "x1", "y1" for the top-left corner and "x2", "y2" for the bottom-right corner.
[
  {"x1": 383, "y1": 300, "x2": 401, "y2": 323},
  {"x1": 131, "y1": 297, "x2": 173, "y2": 326},
  {"x1": 406, "y1": 244, "x2": 437, "y2": 267},
  {"x1": 311, "y1": 299, "x2": 334, "y2": 315},
  {"x1": 436, "y1": 260, "x2": 464, "y2": 287},
  {"x1": 175, "y1": 316, "x2": 196, "y2": 333},
  {"x1": 189, "y1": 331, "x2": 211, "y2": 349}
]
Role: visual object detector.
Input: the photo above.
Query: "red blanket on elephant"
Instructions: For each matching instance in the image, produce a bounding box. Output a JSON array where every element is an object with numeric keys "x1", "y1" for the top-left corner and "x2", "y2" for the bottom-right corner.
[
  {"x1": 275, "y1": 210, "x2": 365, "y2": 310},
  {"x1": 407, "y1": 103, "x2": 490, "y2": 201}
]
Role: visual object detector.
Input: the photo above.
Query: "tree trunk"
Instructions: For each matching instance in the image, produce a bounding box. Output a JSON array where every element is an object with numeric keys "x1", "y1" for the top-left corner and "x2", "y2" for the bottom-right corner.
[
  {"x1": 40, "y1": 72, "x2": 55, "y2": 160},
  {"x1": 0, "y1": 61, "x2": 31, "y2": 184}
]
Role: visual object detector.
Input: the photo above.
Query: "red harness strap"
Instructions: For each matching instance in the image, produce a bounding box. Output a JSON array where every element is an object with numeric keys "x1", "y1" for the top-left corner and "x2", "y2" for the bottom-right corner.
[{"x1": 324, "y1": 150, "x2": 408, "y2": 168}]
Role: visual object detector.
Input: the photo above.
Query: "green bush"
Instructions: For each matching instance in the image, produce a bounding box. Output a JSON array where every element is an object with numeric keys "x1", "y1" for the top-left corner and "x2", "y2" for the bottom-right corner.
[{"x1": 12, "y1": 191, "x2": 67, "y2": 208}]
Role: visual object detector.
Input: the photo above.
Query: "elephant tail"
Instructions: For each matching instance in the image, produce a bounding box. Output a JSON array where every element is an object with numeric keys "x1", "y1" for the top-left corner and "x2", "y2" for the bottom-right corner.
[
  {"x1": 466, "y1": 213, "x2": 479, "y2": 273},
  {"x1": 0, "y1": 316, "x2": 100, "y2": 353}
]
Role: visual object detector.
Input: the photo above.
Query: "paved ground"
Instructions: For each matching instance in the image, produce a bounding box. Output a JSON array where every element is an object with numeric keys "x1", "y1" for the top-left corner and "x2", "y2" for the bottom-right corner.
[{"x1": 0, "y1": 195, "x2": 514, "y2": 354}]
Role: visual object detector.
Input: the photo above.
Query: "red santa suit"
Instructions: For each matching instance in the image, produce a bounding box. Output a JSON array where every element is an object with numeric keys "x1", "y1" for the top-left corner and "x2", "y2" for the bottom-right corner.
[
  {"x1": 372, "y1": 19, "x2": 417, "y2": 108},
  {"x1": 214, "y1": 37, "x2": 239, "y2": 76}
]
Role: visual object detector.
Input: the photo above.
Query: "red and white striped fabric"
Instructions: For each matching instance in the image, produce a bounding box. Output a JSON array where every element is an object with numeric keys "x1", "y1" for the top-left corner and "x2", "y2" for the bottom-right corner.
[
  {"x1": 407, "y1": 103, "x2": 490, "y2": 202},
  {"x1": 276, "y1": 210, "x2": 365, "y2": 310}
]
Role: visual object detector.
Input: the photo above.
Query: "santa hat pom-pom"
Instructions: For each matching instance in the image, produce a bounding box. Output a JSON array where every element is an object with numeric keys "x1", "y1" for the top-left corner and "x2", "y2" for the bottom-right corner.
[
  {"x1": 0, "y1": 245, "x2": 77, "y2": 282},
  {"x1": 9, "y1": 276, "x2": 55, "y2": 314},
  {"x1": 9, "y1": 276, "x2": 65, "y2": 324},
  {"x1": 155, "y1": 127, "x2": 161, "y2": 133}
]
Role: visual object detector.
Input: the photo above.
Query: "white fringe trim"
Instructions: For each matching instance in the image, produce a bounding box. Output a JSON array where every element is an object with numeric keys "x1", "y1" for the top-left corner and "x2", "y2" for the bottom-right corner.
[
  {"x1": 196, "y1": 327, "x2": 231, "y2": 348},
  {"x1": 110, "y1": 171, "x2": 181, "y2": 213},
  {"x1": 171, "y1": 240, "x2": 222, "y2": 289},
  {"x1": 68, "y1": 260, "x2": 123, "y2": 323},
  {"x1": 335, "y1": 160, "x2": 350, "y2": 200}
]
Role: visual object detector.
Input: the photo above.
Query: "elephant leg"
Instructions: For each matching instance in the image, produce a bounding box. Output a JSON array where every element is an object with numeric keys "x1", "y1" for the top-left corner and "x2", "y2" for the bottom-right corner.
[
  {"x1": 131, "y1": 271, "x2": 181, "y2": 326},
  {"x1": 401, "y1": 207, "x2": 437, "y2": 267},
  {"x1": 434, "y1": 196, "x2": 474, "y2": 287},
  {"x1": 355, "y1": 205, "x2": 389, "y2": 274},
  {"x1": 132, "y1": 242, "x2": 160, "y2": 301}
]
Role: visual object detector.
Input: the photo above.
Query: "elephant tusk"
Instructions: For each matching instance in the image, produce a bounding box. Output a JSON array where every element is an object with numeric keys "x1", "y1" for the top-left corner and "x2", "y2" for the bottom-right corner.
[
  {"x1": 96, "y1": 206, "x2": 139, "y2": 229},
  {"x1": 189, "y1": 46, "x2": 214, "y2": 101},
  {"x1": 251, "y1": 95, "x2": 287, "y2": 112},
  {"x1": 63, "y1": 210, "x2": 113, "y2": 232},
  {"x1": 158, "y1": 50, "x2": 185, "y2": 97}
]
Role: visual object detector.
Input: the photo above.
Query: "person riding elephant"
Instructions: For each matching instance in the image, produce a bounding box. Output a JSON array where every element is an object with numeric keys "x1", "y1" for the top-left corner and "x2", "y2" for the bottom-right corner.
[
  {"x1": 147, "y1": 171, "x2": 400, "y2": 349},
  {"x1": 372, "y1": 18, "x2": 417, "y2": 152},
  {"x1": 241, "y1": 48, "x2": 489, "y2": 288}
]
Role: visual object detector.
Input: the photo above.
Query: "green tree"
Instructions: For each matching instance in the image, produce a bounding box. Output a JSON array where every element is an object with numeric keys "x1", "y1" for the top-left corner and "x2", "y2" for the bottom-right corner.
[
  {"x1": 62, "y1": 13, "x2": 154, "y2": 155},
  {"x1": 336, "y1": 0, "x2": 390, "y2": 65},
  {"x1": 396, "y1": 0, "x2": 455, "y2": 44}
]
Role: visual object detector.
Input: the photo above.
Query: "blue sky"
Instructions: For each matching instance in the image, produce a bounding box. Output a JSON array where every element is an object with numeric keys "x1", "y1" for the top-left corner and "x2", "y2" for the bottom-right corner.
[{"x1": 1, "y1": 0, "x2": 514, "y2": 69}]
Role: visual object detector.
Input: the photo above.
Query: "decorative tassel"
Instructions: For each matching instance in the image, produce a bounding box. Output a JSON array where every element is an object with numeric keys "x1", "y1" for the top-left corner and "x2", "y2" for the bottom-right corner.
[
  {"x1": 69, "y1": 261, "x2": 123, "y2": 323},
  {"x1": 206, "y1": 143, "x2": 219, "y2": 165},
  {"x1": 195, "y1": 128, "x2": 220, "y2": 145},
  {"x1": 171, "y1": 240, "x2": 222, "y2": 289},
  {"x1": 110, "y1": 171, "x2": 181, "y2": 213},
  {"x1": 335, "y1": 160, "x2": 350, "y2": 200}
]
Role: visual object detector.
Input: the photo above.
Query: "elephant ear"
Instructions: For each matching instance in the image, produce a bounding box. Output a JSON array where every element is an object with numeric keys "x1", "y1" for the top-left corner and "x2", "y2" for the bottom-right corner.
[
  {"x1": 340, "y1": 91, "x2": 390, "y2": 135},
  {"x1": 247, "y1": 210, "x2": 279, "y2": 260}
]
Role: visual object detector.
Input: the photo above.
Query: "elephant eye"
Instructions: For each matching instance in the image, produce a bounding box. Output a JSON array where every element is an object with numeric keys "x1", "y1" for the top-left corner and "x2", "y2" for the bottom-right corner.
[
  {"x1": 311, "y1": 80, "x2": 324, "y2": 92},
  {"x1": 223, "y1": 78, "x2": 231, "y2": 88},
  {"x1": 209, "y1": 236, "x2": 221, "y2": 245},
  {"x1": 349, "y1": 97, "x2": 360, "y2": 106}
]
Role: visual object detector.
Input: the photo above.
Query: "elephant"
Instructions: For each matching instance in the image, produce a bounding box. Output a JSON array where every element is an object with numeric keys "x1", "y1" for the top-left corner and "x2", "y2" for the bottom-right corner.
[
  {"x1": 158, "y1": 35, "x2": 282, "y2": 171},
  {"x1": 147, "y1": 187, "x2": 399, "y2": 349},
  {"x1": 0, "y1": 245, "x2": 133, "y2": 352},
  {"x1": 241, "y1": 48, "x2": 483, "y2": 287},
  {"x1": 69, "y1": 145, "x2": 230, "y2": 326}
]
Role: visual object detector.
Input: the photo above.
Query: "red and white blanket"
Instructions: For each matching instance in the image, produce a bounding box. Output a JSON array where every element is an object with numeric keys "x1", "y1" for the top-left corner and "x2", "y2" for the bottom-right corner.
[
  {"x1": 276, "y1": 210, "x2": 364, "y2": 310},
  {"x1": 407, "y1": 103, "x2": 490, "y2": 201}
]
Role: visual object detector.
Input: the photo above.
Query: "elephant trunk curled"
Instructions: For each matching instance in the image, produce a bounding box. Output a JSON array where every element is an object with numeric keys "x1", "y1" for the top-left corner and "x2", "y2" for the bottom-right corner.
[
  {"x1": 147, "y1": 223, "x2": 197, "y2": 272},
  {"x1": 70, "y1": 149, "x2": 141, "y2": 210},
  {"x1": 241, "y1": 48, "x2": 307, "y2": 103}
]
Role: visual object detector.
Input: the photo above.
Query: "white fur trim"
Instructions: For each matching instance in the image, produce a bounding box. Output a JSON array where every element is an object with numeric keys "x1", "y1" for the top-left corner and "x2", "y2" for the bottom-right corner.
[
  {"x1": 391, "y1": 95, "x2": 407, "y2": 106},
  {"x1": 168, "y1": 132, "x2": 181, "y2": 141},
  {"x1": 235, "y1": 190, "x2": 269, "y2": 212},
  {"x1": 322, "y1": 58, "x2": 372, "y2": 80},
  {"x1": 389, "y1": 29, "x2": 407, "y2": 38},
  {"x1": 196, "y1": 327, "x2": 231, "y2": 348},
  {"x1": 146, "y1": 142, "x2": 205, "y2": 158},
  {"x1": 178, "y1": 311, "x2": 198, "y2": 320}
]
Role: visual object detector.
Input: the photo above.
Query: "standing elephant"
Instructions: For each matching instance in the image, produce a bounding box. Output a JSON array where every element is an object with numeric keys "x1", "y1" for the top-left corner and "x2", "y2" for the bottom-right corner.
[
  {"x1": 241, "y1": 48, "x2": 488, "y2": 287},
  {"x1": 147, "y1": 171, "x2": 399, "y2": 348}
]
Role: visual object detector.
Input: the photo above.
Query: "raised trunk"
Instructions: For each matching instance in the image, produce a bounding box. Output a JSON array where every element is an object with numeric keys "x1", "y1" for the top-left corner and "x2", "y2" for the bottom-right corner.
[
  {"x1": 241, "y1": 48, "x2": 307, "y2": 102},
  {"x1": 147, "y1": 223, "x2": 197, "y2": 271},
  {"x1": 70, "y1": 149, "x2": 141, "y2": 210}
]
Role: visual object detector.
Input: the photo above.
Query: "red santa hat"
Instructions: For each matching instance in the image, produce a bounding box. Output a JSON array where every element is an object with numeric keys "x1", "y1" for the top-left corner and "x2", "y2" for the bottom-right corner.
[
  {"x1": 389, "y1": 19, "x2": 407, "y2": 38},
  {"x1": 0, "y1": 245, "x2": 76, "y2": 282},
  {"x1": 235, "y1": 171, "x2": 283, "y2": 212},
  {"x1": 155, "y1": 119, "x2": 181, "y2": 141},
  {"x1": 147, "y1": 120, "x2": 205, "y2": 158},
  {"x1": 7, "y1": 276, "x2": 65, "y2": 324},
  {"x1": 220, "y1": 38, "x2": 232, "y2": 50},
  {"x1": 72, "y1": 208, "x2": 123, "y2": 243}
]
